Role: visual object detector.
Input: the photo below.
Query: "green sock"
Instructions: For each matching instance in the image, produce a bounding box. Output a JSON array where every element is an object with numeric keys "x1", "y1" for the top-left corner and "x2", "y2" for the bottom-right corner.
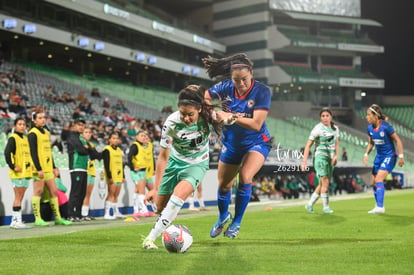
[
  {"x1": 50, "y1": 197, "x2": 62, "y2": 220},
  {"x1": 32, "y1": 196, "x2": 42, "y2": 221}
]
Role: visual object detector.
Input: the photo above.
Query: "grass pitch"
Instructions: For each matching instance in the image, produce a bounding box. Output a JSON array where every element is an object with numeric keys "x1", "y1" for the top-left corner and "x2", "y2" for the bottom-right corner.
[{"x1": 1, "y1": 190, "x2": 413, "y2": 274}]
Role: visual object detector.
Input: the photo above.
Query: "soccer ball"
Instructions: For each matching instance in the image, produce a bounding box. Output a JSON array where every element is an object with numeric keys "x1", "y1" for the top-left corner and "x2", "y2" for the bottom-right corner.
[{"x1": 162, "y1": 224, "x2": 193, "y2": 253}]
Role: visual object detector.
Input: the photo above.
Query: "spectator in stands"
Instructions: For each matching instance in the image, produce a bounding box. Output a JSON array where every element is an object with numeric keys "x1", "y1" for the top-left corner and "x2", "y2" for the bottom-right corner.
[
  {"x1": 91, "y1": 88, "x2": 101, "y2": 98},
  {"x1": 363, "y1": 104, "x2": 404, "y2": 214},
  {"x1": 102, "y1": 131, "x2": 126, "y2": 220},
  {"x1": 301, "y1": 108, "x2": 339, "y2": 214},
  {"x1": 203, "y1": 53, "x2": 272, "y2": 239},
  {"x1": 28, "y1": 111, "x2": 72, "y2": 226},
  {"x1": 4, "y1": 117, "x2": 33, "y2": 229},
  {"x1": 102, "y1": 97, "x2": 111, "y2": 108},
  {"x1": 342, "y1": 147, "x2": 348, "y2": 161},
  {"x1": 76, "y1": 91, "x2": 86, "y2": 103},
  {"x1": 142, "y1": 84, "x2": 221, "y2": 249},
  {"x1": 72, "y1": 107, "x2": 82, "y2": 120}
]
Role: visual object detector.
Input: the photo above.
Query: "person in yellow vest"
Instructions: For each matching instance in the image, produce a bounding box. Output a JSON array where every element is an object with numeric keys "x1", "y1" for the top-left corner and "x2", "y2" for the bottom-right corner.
[
  {"x1": 102, "y1": 132, "x2": 125, "y2": 219},
  {"x1": 28, "y1": 111, "x2": 72, "y2": 226},
  {"x1": 128, "y1": 130, "x2": 156, "y2": 217},
  {"x1": 81, "y1": 127, "x2": 102, "y2": 220},
  {"x1": 4, "y1": 117, "x2": 33, "y2": 229}
]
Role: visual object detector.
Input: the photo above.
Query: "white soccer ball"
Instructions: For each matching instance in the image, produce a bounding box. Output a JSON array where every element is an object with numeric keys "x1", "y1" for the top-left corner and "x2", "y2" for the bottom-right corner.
[{"x1": 162, "y1": 224, "x2": 193, "y2": 253}]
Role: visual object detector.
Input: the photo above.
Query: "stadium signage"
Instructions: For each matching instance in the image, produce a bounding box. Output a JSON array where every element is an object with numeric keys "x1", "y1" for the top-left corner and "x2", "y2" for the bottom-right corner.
[
  {"x1": 152, "y1": 21, "x2": 174, "y2": 34},
  {"x1": 292, "y1": 76, "x2": 338, "y2": 85},
  {"x1": 103, "y1": 4, "x2": 130, "y2": 19},
  {"x1": 339, "y1": 78, "x2": 384, "y2": 88},
  {"x1": 338, "y1": 43, "x2": 384, "y2": 53},
  {"x1": 193, "y1": 35, "x2": 212, "y2": 46},
  {"x1": 292, "y1": 40, "x2": 336, "y2": 49}
]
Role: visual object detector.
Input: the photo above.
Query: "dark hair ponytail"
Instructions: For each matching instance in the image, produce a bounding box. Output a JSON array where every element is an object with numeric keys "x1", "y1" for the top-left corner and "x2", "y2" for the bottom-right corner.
[
  {"x1": 368, "y1": 104, "x2": 387, "y2": 120},
  {"x1": 202, "y1": 53, "x2": 253, "y2": 79}
]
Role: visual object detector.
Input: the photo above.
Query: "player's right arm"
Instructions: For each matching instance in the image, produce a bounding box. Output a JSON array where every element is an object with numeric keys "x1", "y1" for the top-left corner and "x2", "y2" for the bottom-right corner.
[{"x1": 363, "y1": 136, "x2": 374, "y2": 166}]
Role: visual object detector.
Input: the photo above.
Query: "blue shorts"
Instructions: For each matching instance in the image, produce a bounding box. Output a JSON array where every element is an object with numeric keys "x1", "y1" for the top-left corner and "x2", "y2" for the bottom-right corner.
[
  {"x1": 219, "y1": 142, "x2": 271, "y2": 165},
  {"x1": 372, "y1": 154, "x2": 396, "y2": 175}
]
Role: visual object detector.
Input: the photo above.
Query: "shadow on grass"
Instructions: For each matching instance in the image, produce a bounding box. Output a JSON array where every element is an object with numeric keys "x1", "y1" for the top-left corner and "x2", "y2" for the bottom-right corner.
[{"x1": 380, "y1": 214, "x2": 414, "y2": 226}]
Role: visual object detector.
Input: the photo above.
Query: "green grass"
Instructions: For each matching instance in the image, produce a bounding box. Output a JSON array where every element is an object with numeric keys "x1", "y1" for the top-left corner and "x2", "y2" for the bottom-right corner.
[{"x1": 1, "y1": 190, "x2": 414, "y2": 274}]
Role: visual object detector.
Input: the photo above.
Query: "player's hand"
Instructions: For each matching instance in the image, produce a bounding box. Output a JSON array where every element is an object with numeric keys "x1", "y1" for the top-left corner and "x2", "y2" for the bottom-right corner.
[
  {"x1": 300, "y1": 162, "x2": 307, "y2": 172},
  {"x1": 331, "y1": 156, "x2": 338, "y2": 166},
  {"x1": 38, "y1": 170, "x2": 44, "y2": 179},
  {"x1": 398, "y1": 157, "x2": 405, "y2": 167},
  {"x1": 53, "y1": 168, "x2": 60, "y2": 178},
  {"x1": 14, "y1": 166, "x2": 22, "y2": 172},
  {"x1": 363, "y1": 155, "x2": 369, "y2": 166},
  {"x1": 145, "y1": 189, "x2": 157, "y2": 204}
]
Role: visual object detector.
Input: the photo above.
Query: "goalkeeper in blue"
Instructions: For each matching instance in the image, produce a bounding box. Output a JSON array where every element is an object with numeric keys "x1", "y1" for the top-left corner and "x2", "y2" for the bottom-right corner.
[
  {"x1": 363, "y1": 104, "x2": 404, "y2": 214},
  {"x1": 203, "y1": 53, "x2": 272, "y2": 238},
  {"x1": 142, "y1": 85, "x2": 221, "y2": 249}
]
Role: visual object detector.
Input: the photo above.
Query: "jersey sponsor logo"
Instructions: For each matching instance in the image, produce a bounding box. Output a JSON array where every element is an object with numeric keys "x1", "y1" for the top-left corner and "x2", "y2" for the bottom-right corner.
[
  {"x1": 372, "y1": 139, "x2": 385, "y2": 145},
  {"x1": 380, "y1": 131, "x2": 384, "y2": 137}
]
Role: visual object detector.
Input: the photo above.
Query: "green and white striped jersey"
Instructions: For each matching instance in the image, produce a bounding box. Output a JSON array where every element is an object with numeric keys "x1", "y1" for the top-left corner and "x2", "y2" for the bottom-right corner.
[
  {"x1": 160, "y1": 111, "x2": 210, "y2": 164},
  {"x1": 308, "y1": 122, "x2": 339, "y2": 159}
]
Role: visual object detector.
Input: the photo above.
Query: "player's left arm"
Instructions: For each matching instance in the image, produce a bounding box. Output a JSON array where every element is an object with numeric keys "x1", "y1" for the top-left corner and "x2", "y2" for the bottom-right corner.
[
  {"x1": 390, "y1": 132, "x2": 404, "y2": 167},
  {"x1": 332, "y1": 136, "x2": 339, "y2": 167},
  {"x1": 234, "y1": 109, "x2": 268, "y2": 131}
]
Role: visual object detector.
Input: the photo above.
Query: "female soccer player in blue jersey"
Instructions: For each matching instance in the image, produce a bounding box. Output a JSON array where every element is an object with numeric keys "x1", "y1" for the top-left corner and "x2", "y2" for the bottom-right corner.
[
  {"x1": 363, "y1": 104, "x2": 404, "y2": 214},
  {"x1": 203, "y1": 53, "x2": 272, "y2": 238},
  {"x1": 142, "y1": 85, "x2": 221, "y2": 249}
]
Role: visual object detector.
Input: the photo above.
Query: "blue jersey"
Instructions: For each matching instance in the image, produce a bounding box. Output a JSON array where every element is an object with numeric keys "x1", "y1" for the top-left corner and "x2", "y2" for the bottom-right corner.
[
  {"x1": 208, "y1": 79, "x2": 271, "y2": 148},
  {"x1": 367, "y1": 120, "x2": 396, "y2": 157}
]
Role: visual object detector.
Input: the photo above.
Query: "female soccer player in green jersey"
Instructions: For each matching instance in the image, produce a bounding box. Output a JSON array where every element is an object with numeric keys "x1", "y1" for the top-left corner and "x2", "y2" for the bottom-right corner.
[{"x1": 142, "y1": 84, "x2": 221, "y2": 249}]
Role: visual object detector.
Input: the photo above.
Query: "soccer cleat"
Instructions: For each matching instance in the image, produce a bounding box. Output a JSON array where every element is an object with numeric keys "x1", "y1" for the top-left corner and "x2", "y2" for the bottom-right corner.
[
  {"x1": 210, "y1": 212, "x2": 232, "y2": 238},
  {"x1": 114, "y1": 213, "x2": 127, "y2": 219},
  {"x1": 104, "y1": 214, "x2": 116, "y2": 220},
  {"x1": 189, "y1": 207, "x2": 200, "y2": 212},
  {"x1": 368, "y1": 206, "x2": 385, "y2": 214},
  {"x1": 81, "y1": 216, "x2": 92, "y2": 221},
  {"x1": 305, "y1": 204, "x2": 314, "y2": 214},
  {"x1": 224, "y1": 222, "x2": 240, "y2": 239},
  {"x1": 68, "y1": 216, "x2": 81, "y2": 222},
  {"x1": 323, "y1": 208, "x2": 334, "y2": 214},
  {"x1": 55, "y1": 218, "x2": 73, "y2": 225},
  {"x1": 142, "y1": 238, "x2": 158, "y2": 249},
  {"x1": 10, "y1": 221, "x2": 32, "y2": 229},
  {"x1": 34, "y1": 219, "x2": 50, "y2": 226},
  {"x1": 200, "y1": 207, "x2": 210, "y2": 211}
]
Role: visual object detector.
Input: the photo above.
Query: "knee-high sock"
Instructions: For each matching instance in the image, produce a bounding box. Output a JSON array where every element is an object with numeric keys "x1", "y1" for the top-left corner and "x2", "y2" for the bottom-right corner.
[
  {"x1": 308, "y1": 192, "x2": 320, "y2": 206},
  {"x1": 218, "y1": 189, "x2": 231, "y2": 220},
  {"x1": 233, "y1": 183, "x2": 252, "y2": 225},
  {"x1": 321, "y1": 193, "x2": 329, "y2": 209},
  {"x1": 147, "y1": 195, "x2": 184, "y2": 241},
  {"x1": 375, "y1": 182, "x2": 385, "y2": 207},
  {"x1": 50, "y1": 197, "x2": 62, "y2": 220},
  {"x1": 137, "y1": 194, "x2": 148, "y2": 212},
  {"x1": 81, "y1": 205, "x2": 89, "y2": 217},
  {"x1": 104, "y1": 200, "x2": 112, "y2": 216},
  {"x1": 32, "y1": 196, "x2": 42, "y2": 221},
  {"x1": 373, "y1": 186, "x2": 378, "y2": 205},
  {"x1": 198, "y1": 197, "x2": 205, "y2": 208},
  {"x1": 188, "y1": 196, "x2": 195, "y2": 209}
]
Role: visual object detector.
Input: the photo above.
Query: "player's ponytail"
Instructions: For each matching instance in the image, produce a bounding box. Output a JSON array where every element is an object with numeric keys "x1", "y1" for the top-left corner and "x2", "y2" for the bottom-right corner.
[
  {"x1": 202, "y1": 53, "x2": 253, "y2": 79},
  {"x1": 368, "y1": 104, "x2": 387, "y2": 120}
]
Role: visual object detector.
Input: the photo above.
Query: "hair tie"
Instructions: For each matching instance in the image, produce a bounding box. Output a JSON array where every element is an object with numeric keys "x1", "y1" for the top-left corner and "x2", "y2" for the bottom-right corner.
[{"x1": 231, "y1": 63, "x2": 250, "y2": 68}]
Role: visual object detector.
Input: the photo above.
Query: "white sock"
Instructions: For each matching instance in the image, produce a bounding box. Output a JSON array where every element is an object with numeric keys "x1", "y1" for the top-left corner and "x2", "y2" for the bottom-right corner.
[
  {"x1": 198, "y1": 197, "x2": 205, "y2": 208},
  {"x1": 321, "y1": 193, "x2": 329, "y2": 209},
  {"x1": 114, "y1": 203, "x2": 122, "y2": 215},
  {"x1": 147, "y1": 195, "x2": 184, "y2": 241},
  {"x1": 188, "y1": 196, "x2": 195, "y2": 208},
  {"x1": 11, "y1": 210, "x2": 19, "y2": 223},
  {"x1": 137, "y1": 194, "x2": 148, "y2": 213},
  {"x1": 308, "y1": 192, "x2": 320, "y2": 206},
  {"x1": 81, "y1": 205, "x2": 89, "y2": 217},
  {"x1": 133, "y1": 193, "x2": 139, "y2": 213},
  {"x1": 105, "y1": 201, "x2": 112, "y2": 216}
]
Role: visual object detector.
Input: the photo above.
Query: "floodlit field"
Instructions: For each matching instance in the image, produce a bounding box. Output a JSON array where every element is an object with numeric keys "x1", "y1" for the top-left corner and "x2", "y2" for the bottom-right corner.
[{"x1": 1, "y1": 190, "x2": 413, "y2": 274}]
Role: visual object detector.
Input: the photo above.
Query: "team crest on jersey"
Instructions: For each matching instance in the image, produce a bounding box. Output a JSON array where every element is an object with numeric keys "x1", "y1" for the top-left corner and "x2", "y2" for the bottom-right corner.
[
  {"x1": 380, "y1": 131, "x2": 384, "y2": 137},
  {"x1": 247, "y1": 99, "x2": 255, "y2": 108}
]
